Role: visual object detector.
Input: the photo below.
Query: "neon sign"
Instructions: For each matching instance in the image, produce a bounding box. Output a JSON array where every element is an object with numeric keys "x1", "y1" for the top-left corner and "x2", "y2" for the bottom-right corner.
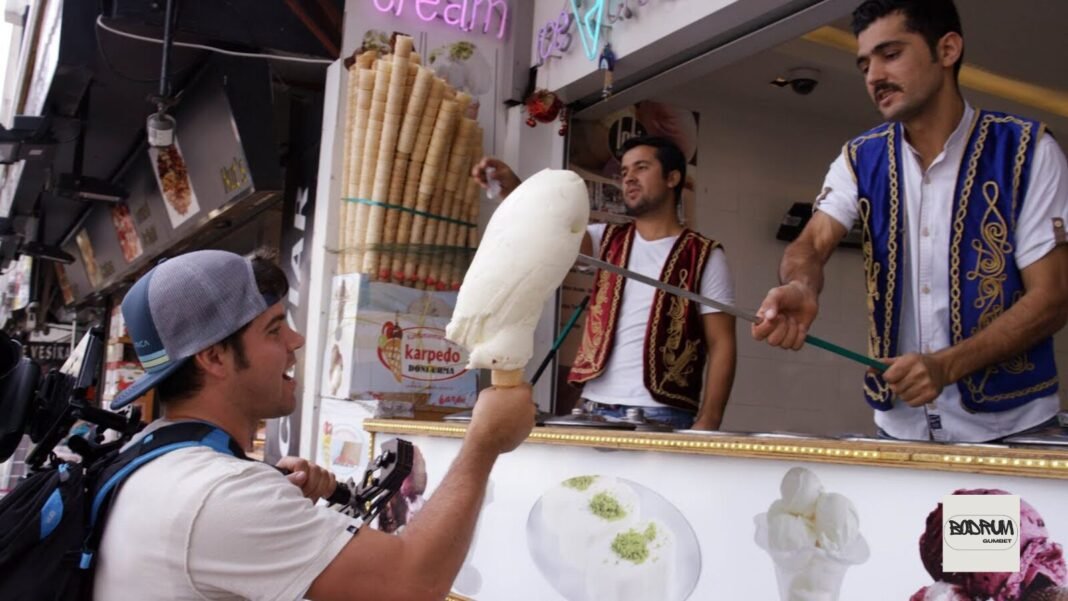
[
  {"x1": 536, "y1": 0, "x2": 657, "y2": 65},
  {"x1": 536, "y1": 11, "x2": 574, "y2": 64},
  {"x1": 372, "y1": 0, "x2": 510, "y2": 40},
  {"x1": 569, "y1": 0, "x2": 606, "y2": 61}
]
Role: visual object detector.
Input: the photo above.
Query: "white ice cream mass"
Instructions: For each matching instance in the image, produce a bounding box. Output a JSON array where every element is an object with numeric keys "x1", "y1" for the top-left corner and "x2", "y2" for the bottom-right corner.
[
  {"x1": 446, "y1": 169, "x2": 589, "y2": 370},
  {"x1": 754, "y1": 467, "x2": 869, "y2": 601}
]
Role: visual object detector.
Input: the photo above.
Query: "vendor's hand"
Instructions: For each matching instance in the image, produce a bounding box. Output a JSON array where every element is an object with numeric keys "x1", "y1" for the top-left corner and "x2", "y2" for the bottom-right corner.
[
  {"x1": 751, "y1": 281, "x2": 819, "y2": 350},
  {"x1": 471, "y1": 157, "x2": 521, "y2": 198},
  {"x1": 466, "y1": 383, "x2": 536, "y2": 455},
  {"x1": 879, "y1": 353, "x2": 948, "y2": 407},
  {"x1": 276, "y1": 456, "x2": 338, "y2": 503}
]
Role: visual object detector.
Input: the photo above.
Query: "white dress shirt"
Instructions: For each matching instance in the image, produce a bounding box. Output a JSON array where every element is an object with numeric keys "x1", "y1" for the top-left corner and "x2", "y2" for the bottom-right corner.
[{"x1": 816, "y1": 103, "x2": 1067, "y2": 442}]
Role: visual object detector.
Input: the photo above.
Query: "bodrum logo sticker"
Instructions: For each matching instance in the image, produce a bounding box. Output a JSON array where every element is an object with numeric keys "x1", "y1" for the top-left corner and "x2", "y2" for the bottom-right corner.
[{"x1": 942, "y1": 494, "x2": 1020, "y2": 573}]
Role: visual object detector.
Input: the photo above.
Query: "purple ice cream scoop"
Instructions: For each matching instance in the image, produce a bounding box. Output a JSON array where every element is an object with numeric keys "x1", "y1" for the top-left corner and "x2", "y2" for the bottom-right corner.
[{"x1": 917, "y1": 489, "x2": 1066, "y2": 601}]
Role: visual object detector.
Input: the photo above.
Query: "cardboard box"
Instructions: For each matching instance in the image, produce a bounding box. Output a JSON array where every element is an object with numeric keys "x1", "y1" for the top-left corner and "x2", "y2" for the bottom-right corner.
[{"x1": 320, "y1": 275, "x2": 477, "y2": 409}]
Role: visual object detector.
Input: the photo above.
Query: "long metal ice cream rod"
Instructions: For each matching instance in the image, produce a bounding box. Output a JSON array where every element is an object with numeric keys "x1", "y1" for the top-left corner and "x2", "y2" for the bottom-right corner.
[
  {"x1": 530, "y1": 295, "x2": 590, "y2": 386},
  {"x1": 575, "y1": 254, "x2": 886, "y2": 372},
  {"x1": 578, "y1": 254, "x2": 757, "y2": 322}
]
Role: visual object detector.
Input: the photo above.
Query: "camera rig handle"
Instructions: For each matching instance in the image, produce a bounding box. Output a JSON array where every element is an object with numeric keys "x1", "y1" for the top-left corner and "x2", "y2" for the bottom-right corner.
[{"x1": 330, "y1": 438, "x2": 414, "y2": 521}]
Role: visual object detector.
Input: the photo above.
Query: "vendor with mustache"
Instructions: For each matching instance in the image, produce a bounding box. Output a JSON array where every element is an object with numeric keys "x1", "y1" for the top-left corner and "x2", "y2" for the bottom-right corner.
[{"x1": 753, "y1": 0, "x2": 1068, "y2": 442}]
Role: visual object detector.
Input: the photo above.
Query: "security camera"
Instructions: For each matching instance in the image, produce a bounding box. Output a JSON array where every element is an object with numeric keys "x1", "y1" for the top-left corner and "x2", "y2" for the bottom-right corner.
[
  {"x1": 790, "y1": 78, "x2": 819, "y2": 95},
  {"x1": 787, "y1": 67, "x2": 820, "y2": 95},
  {"x1": 770, "y1": 67, "x2": 821, "y2": 96}
]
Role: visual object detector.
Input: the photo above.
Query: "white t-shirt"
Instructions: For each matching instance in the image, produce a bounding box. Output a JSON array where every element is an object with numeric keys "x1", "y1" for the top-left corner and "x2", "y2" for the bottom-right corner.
[
  {"x1": 581, "y1": 223, "x2": 736, "y2": 408},
  {"x1": 94, "y1": 430, "x2": 359, "y2": 601},
  {"x1": 816, "y1": 103, "x2": 1068, "y2": 442}
]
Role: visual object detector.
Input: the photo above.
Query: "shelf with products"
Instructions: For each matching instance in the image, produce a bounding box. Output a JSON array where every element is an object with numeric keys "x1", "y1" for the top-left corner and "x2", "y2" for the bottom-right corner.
[{"x1": 103, "y1": 303, "x2": 156, "y2": 421}]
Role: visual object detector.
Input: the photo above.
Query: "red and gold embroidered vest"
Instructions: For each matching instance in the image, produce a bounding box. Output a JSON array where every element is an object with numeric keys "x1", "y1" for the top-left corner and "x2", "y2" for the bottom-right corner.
[{"x1": 567, "y1": 223, "x2": 719, "y2": 410}]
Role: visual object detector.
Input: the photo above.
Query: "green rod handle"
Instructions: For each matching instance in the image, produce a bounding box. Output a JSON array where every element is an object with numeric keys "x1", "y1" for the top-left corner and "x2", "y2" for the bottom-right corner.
[
  {"x1": 804, "y1": 334, "x2": 887, "y2": 371},
  {"x1": 530, "y1": 295, "x2": 590, "y2": 386}
]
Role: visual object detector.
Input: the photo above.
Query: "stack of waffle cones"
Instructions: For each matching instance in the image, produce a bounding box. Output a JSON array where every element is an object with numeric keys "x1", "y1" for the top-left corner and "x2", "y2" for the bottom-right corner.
[{"x1": 338, "y1": 36, "x2": 483, "y2": 291}]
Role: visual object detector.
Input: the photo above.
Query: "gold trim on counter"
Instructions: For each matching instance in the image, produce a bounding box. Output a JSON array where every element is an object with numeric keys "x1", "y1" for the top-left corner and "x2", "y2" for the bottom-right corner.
[{"x1": 363, "y1": 419, "x2": 1068, "y2": 480}]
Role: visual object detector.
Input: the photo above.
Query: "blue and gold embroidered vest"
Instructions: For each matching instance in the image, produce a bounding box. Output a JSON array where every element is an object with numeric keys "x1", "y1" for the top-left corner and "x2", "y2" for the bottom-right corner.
[{"x1": 849, "y1": 110, "x2": 1057, "y2": 413}]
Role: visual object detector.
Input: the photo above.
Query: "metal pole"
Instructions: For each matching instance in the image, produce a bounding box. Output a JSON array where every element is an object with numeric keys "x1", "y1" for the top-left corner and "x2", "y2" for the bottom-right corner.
[{"x1": 159, "y1": 0, "x2": 177, "y2": 101}]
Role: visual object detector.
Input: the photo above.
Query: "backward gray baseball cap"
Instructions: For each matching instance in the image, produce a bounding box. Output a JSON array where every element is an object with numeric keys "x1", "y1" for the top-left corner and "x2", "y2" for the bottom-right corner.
[{"x1": 110, "y1": 250, "x2": 280, "y2": 409}]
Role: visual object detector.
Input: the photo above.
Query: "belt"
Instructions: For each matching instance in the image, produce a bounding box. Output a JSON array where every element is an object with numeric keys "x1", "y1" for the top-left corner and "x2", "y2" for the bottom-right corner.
[{"x1": 583, "y1": 399, "x2": 625, "y2": 410}]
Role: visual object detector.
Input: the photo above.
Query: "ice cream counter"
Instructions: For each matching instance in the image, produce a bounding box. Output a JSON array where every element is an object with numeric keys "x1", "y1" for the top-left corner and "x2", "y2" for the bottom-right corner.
[{"x1": 362, "y1": 419, "x2": 1068, "y2": 601}]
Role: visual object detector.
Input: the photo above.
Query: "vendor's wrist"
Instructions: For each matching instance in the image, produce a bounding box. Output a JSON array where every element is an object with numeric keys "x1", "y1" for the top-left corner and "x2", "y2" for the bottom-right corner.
[
  {"x1": 930, "y1": 348, "x2": 960, "y2": 383},
  {"x1": 784, "y1": 279, "x2": 816, "y2": 298}
]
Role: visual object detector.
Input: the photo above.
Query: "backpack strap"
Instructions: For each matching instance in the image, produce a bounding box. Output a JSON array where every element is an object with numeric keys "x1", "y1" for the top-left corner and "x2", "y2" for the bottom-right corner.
[{"x1": 80, "y1": 422, "x2": 248, "y2": 572}]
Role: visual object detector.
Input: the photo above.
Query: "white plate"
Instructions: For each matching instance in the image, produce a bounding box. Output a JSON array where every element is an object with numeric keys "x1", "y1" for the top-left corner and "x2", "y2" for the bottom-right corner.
[{"x1": 526, "y1": 476, "x2": 701, "y2": 601}]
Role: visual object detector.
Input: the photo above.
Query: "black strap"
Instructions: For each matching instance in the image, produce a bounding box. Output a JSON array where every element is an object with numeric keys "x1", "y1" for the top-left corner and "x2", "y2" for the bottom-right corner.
[
  {"x1": 129, "y1": 421, "x2": 247, "y2": 459},
  {"x1": 81, "y1": 422, "x2": 249, "y2": 575}
]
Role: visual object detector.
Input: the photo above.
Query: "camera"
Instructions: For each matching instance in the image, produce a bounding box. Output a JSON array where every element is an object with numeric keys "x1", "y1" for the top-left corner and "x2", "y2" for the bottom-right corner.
[
  {"x1": 0, "y1": 327, "x2": 141, "y2": 470},
  {"x1": 787, "y1": 67, "x2": 820, "y2": 95},
  {"x1": 790, "y1": 78, "x2": 819, "y2": 95}
]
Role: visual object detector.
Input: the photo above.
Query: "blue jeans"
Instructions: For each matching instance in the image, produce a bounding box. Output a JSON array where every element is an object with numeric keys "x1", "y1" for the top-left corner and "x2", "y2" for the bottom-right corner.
[{"x1": 583, "y1": 401, "x2": 696, "y2": 430}]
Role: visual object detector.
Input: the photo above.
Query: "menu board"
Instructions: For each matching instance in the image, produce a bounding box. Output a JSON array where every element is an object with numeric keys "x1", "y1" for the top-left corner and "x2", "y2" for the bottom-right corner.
[
  {"x1": 123, "y1": 153, "x2": 176, "y2": 259},
  {"x1": 60, "y1": 58, "x2": 279, "y2": 300},
  {"x1": 168, "y1": 70, "x2": 257, "y2": 210},
  {"x1": 110, "y1": 203, "x2": 143, "y2": 263},
  {"x1": 148, "y1": 141, "x2": 202, "y2": 229}
]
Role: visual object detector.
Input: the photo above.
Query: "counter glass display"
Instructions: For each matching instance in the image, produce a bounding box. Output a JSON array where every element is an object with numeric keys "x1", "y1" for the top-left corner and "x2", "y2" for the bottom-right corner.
[{"x1": 367, "y1": 419, "x2": 1068, "y2": 601}]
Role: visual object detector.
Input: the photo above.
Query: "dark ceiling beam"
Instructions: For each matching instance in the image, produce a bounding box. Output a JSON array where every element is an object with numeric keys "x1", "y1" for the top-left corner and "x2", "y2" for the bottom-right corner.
[
  {"x1": 283, "y1": 0, "x2": 339, "y2": 58},
  {"x1": 314, "y1": 0, "x2": 342, "y2": 33}
]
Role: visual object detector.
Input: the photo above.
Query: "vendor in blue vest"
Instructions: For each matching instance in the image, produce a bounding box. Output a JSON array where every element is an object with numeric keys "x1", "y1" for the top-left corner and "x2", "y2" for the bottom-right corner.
[{"x1": 752, "y1": 0, "x2": 1068, "y2": 442}]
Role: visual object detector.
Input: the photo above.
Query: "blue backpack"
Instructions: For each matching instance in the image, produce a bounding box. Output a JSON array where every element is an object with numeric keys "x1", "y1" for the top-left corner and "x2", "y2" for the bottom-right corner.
[{"x1": 0, "y1": 422, "x2": 246, "y2": 600}]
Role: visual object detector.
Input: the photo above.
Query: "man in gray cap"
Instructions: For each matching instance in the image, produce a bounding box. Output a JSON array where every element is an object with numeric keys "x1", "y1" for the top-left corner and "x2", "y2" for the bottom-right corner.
[{"x1": 94, "y1": 249, "x2": 535, "y2": 601}]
